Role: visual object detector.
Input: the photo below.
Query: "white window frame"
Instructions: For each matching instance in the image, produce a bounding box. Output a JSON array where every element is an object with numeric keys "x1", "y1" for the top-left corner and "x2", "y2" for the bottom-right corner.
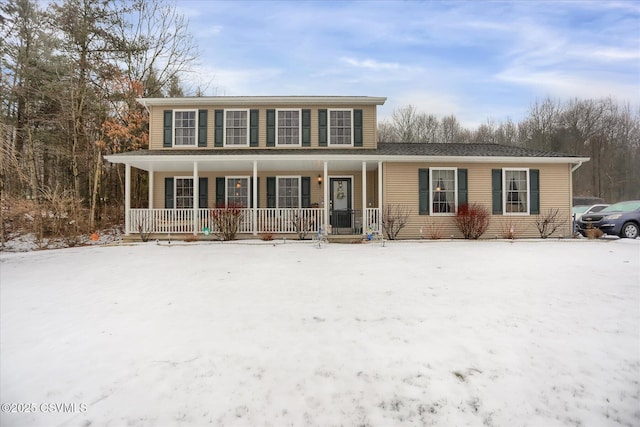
[
  {"x1": 276, "y1": 109, "x2": 302, "y2": 146},
  {"x1": 276, "y1": 176, "x2": 301, "y2": 208},
  {"x1": 223, "y1": 109, "x2": 250, "y2": 147},
  {"x1": 328, "y1": 109, "x2": 354, "y2": 146},
  {"x1": 174, "y1": 176, "x2": 194, "y2": 209},
  {"x1": 503, "y1": 168, "x2": 530, "y2": 215},
  {"x1": 429, "y1": 167, "x2": 457, "y2": 216},
  {"x1": 173, "y1": 110, "x2": 198, "y2": 147},
  {"x1": 225, "y1": 176, "x2": 250, "y2": 208}
]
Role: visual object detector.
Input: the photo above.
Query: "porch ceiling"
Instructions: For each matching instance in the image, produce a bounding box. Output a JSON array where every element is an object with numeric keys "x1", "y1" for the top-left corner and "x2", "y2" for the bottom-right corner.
[{"x1": 115, "y1": 157, "x2": 379, "y2": 173}]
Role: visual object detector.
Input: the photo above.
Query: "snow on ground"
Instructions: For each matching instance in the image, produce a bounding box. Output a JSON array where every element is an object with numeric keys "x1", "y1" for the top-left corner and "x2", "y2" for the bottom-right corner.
[{"x1": 1, "y1": 239, "x2": 639, "y2": 427}]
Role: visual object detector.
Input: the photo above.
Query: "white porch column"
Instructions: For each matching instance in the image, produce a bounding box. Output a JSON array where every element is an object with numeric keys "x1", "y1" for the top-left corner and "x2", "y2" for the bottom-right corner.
[
  {"x1": 253, "y1": 161, "x2": 258, "y2": 236},
  {"x1": 361, "y1": 161, "x2": 367, "y2": 234},
  {"x1": 148, "y1": 167, "x2": 154, "y2": 209},
  {"x1": 125, "y1": 164, "x2": 131, "y2": 235},
  {"x1": 378, "y1": 161, "x2": 383, "y2": 233},
  {"x1": 193, "y1": 162, "x2": 199, "y2": 235},
  {"x1": 323, "y1": 161, "x2": 328, "y2": 233}
]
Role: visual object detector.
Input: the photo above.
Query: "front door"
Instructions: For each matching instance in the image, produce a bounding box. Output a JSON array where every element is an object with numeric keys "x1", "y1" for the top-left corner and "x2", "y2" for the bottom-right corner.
[{"x1": 330, "y1": 177, "x2": 352, "y2": 229}]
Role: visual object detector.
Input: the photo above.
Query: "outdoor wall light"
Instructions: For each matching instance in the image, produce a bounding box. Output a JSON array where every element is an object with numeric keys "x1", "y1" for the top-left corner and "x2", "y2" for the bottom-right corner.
[{"x1": 317, "y1": 175, "x2": 322, "y2": 187}]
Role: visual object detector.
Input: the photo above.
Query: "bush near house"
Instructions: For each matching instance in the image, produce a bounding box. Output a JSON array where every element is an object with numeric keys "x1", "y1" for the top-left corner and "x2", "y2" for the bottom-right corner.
[
  {"x1": 211, "y1": 204, "x2": 243, "y2": 241},
  {"x1": 455, "y1": 203, "x2": 490, "y2": 239}
]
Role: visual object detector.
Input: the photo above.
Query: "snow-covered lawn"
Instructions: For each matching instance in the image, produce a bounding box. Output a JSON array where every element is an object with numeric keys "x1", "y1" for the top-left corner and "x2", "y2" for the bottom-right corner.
[{"x1": 1, "y1": 239, "x2": 639, "y2": 426}]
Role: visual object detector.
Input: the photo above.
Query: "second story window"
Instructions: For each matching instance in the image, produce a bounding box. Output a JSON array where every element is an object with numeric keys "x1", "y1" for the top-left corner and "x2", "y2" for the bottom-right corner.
[
  {"x1": 174, "y1": 110, "x2": 197, "y2": 146},
  {"x1": 329, "y1": 110, "x2": 352, "y2": 145},
  {"x1": 225, "y1": 110, "x2": 248, "y2": 146},
  {"x1": 277, "y1": 110, "x2": 301, "y2": 146}
]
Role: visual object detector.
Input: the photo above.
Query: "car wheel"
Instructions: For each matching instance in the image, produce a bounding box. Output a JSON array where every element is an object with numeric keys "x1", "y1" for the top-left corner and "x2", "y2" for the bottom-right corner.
[{"x1": 620, "y1": 222, "x2": 639, "y2": 239}]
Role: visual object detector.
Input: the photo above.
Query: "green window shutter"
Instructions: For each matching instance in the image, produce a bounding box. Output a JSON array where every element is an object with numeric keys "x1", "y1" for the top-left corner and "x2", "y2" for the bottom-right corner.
[
  {"x1": 215, "y1": 177, "x2": 225, "y2": 207},
  {"x1": 250, "y1": 109, "x2": 259, "y2": 147},
  {"x1": 164, "y1": 177, "x2": 174, "y2": 208},
  {"x1": 214, "y1": 110, "x2": 223, "y2": 147},
  {"x1": 353, "y1": 109, "x2": 363, "y2": 147},
  {"x1": 301, "y1": 177, "x2": 311, "y2": 207},
  {"x1": 198, "y1": 177, "x2": 208, "y2": 208},
  {"x1": 457, "y1": 168, "x2": 468, "y2": 208},
  {"x1": 250, "y1": 177, "x2": 260, "y2": 208},
  {"x1": 530, "y1": 169, "x2": 540, "y2": 214},
  {"x1": 198, "y1": 110, "x2": 208, "y2": 147},
  {"x1": 318, "y1": 109, "x2": 327, "y2": 147},
  {"x1": 266, "y1": 177, "x2": 276, "y2": 207},
  {"x1": 266, "y1": 109, "x2": 275, "y2": 147},
  {"x1": 163, "y1": 110, "x2": 173, "y2": 147},
  {"x1": 418, "y1": 168, "x2": 429, "y2": 215},
  {"x1": 492, "y1": 169, "x2": 503, "y2": 214},
  {"x1": 302, "y1": 109, "x2": 311, "y2": 146}
]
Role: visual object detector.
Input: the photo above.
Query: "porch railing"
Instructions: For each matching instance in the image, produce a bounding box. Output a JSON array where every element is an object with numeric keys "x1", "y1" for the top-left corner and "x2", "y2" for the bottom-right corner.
[
  {"x1": 365, "y1": 208, "x2": 381, "y2": 234},
  {"x1": 128, "y1": 207, "x2": 342, "y2": 236}
]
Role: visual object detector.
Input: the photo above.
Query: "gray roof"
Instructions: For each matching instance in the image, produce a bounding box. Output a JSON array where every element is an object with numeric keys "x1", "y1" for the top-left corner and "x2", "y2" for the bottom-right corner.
[
  {"x1": 376, "y1": 143, "x2": 581, "y2": 157},
  {"x1": 108, "y1": 142, "x2": 584, "y2": 158}
]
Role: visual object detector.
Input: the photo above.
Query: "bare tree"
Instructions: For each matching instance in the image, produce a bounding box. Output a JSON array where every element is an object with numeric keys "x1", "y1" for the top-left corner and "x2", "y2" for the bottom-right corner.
[{"x1": 381, "y1": 204, "x2": 411, "y2": 240}]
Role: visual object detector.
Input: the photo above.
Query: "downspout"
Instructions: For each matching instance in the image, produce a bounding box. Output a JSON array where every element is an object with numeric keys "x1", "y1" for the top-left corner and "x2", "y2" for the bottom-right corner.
[
  {"x1": 571, "y1": 160, "x2": 584, "y2": 173},
  {"x1": 138, "y1": 98, "x2": 150, "y2": 114}
]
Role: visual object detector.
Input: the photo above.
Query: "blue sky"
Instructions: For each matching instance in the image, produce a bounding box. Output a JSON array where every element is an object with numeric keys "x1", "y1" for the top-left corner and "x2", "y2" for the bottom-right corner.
[{"x1": 178, "y1": 0, "x2": 640, "y2": 127}]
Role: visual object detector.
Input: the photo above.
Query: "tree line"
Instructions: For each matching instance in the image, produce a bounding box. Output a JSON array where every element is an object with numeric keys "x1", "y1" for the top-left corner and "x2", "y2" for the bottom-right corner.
[
  {"x1": 1, "y1": 0, "x2": 196, "y2": 241},
  {"x1": 1, "y1": 0, "x2": 637, "y2": 244},
  {"x1": 379, "y1": 100, "x2": 640, "y2": 203}
]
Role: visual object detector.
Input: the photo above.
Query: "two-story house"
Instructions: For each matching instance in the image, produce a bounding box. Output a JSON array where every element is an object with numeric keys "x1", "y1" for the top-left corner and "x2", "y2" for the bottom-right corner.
[{"x1": 104, "y1": 96, "x2": 589, "y2": 239}]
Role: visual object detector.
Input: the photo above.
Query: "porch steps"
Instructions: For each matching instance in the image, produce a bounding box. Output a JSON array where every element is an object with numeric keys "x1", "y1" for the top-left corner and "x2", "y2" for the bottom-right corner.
[{"x1": 326, "y1": 234, "x2": 366, "y2": 244}]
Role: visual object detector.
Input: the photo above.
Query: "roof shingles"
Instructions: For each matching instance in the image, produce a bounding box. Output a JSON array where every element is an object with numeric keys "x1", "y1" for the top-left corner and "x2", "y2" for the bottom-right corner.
[{"x1": 110, "y1": 143, "x2": 582, "y2": 158}]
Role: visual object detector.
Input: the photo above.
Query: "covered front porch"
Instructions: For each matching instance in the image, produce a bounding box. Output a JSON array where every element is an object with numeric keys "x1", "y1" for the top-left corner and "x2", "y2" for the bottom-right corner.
[
  {"x1": 111, "y1": 152, "x2": 385, "y2": 238},
  {"x1": 126, "y1": 207, "x2": 381, "y2": 237}
]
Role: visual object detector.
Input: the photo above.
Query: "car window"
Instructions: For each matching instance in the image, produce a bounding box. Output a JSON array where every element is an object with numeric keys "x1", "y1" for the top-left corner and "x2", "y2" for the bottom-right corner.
[
  {"x1": 601, "y1": 201, "x2": 640, "y2": 213},
  {"x1": 587, "y1": 205, "x2": 607, "y2": 213},
  {"x1": 572, "y1": 206, "x2": 588, "y2": 214}
]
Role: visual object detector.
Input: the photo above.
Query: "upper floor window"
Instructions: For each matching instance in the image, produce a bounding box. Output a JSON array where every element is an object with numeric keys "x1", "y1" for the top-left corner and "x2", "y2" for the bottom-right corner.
[
  {"x1": 225, "y1": 110, "x2": 249, "y2": 146},
  {"x1": 277, "y1": 110, "x2": 301, "y2": 146},
  {"x1": 174, "y1": 110, "x2": 197, "y2": 146},
  {"x1": 504, "y1": 169, "x2": 529, "y2": 214},
  {"x1": 329, "y1": 110, "x2": 352, "y2": 146},
  {"x1": 431, "y1": 168, "x2": 457, "y2": 214}
]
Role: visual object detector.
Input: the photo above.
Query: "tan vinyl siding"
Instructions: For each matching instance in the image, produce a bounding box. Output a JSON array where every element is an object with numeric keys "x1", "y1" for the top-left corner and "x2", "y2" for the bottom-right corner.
[
  {"x1": 148, "y1": 104, "x2": 377, "y2": 149},
  {"x1": 383, "y1": 162, "x2": 573, "y2": 239},
  {"x1": 153, "y1": 170, "x2": 367, "y2": 210}
]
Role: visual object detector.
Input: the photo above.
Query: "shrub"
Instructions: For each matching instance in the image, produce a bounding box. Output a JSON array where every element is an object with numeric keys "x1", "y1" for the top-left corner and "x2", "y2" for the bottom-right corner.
[
  {"x1": 259, "y1": 232, "x2": 274, "y2": 241},
  {"x1": 535, "y1": 208, "x2": 568, "y2": 238},
  {"x1": 500, "y1": 219, "x2": 521, "y2": 239},
  {"x1": 291, "y1": 209, "x2": 313, "y2": 240},
  {"x1": 211, "y1": 204, "x2": 243, "y2": 241},
  {"x1": 454, "y1": 203, "x2": 490, "y2": 239},
  {"x1": 585, "y1": 225, "x2": 604, "y2": 239},
  {"x1": 381, "y1": 204, "x2": 411, "y2": 240},
  {"x1": 421, "y1": 220, "x2": 444, "y2": 240}
]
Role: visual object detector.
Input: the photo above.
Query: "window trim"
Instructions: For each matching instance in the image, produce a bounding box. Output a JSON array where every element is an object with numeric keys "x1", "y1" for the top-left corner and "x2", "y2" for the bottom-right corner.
[
  {"x1": 173, "y1": 109, "x2": 198, "y2": 147},
  {"x1": 223, "y1": 109, "x2": 250, "y2": 147},
  {"x1": 275, "y1": 109, "x2": 302, "y2": 146},
  {"x1": 429, "y1": 167, "x2": 457, "y2": 216},
  {"x1": 174, "y1": 176, "x2": 194, "y2": 209},
  {"x1": 328, "y1": 108, "x2": 354, "y2": 147},
  {"x1": 275, "y1": 175, "x2": 301, "y2": 208},
  {"x1": 225, "y1": 176, "x2": 250, "y2": 208},
  {"x1": 503, "y1": 167, "x2": 530, "y2": 216}
]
